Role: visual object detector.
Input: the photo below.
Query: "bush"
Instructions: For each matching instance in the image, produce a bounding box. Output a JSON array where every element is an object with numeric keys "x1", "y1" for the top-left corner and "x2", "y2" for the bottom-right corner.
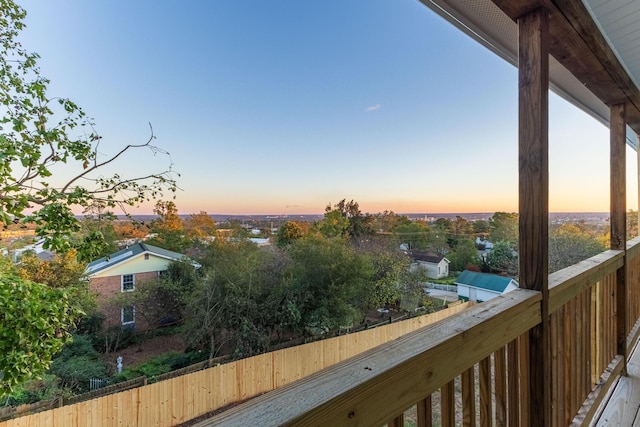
[
  {"x1": 114, "y1": 351, "x2": 208, "y2": 382},
  {"x1": 48, "y1": 334, "x2": 108, "y2": 393},
  {"x1": 0, "y1": 375, "x2": 65, "y2": 406}
]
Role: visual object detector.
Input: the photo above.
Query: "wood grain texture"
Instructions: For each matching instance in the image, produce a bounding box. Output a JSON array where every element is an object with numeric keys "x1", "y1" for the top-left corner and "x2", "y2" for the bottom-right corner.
[
  {"x1": 518, "y1": 8, "x2": 550, "y2": 427},
  {"x1": 441, "y1": 381, "x2": 455, "y2": 427},
  {"x1": 548, "y1": 250, "x2": 623, "y2": 314},
  {"x1": 461, "y1": 367, "x2": 476, "y2": 427},
  {"x1": 416, "y1": 397, "x2": 432, "y2": 427},
  {"x1": 492, "y1": 0, "x2": 640, "y2": 135},
  {"x1": 203, "y1": 290, "x2": 541, "y2": 427}
]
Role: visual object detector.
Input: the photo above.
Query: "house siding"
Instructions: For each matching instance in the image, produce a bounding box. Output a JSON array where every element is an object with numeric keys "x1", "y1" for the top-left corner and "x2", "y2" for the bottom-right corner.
[{"x1": 90, "y1": 254, "x2": 175, "y2": 278}]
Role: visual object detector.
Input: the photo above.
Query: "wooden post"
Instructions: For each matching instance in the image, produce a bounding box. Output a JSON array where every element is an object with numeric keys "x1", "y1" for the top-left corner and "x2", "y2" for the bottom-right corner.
[
  {"x1": 611, "y1": 103, "x2": 627, "y2": 369},
  {"x1": 518, "y1": 7, "x2": 550, "y2": 427}
]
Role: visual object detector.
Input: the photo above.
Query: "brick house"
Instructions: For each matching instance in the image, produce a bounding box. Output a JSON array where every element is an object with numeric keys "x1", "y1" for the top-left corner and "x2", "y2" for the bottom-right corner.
[{"x1": 86, "y1": 243, "x2": 199, "y2": 330}]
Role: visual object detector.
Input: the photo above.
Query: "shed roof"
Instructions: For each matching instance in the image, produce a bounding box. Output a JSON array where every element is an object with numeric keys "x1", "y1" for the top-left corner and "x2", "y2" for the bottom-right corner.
[
  {"x1": 455, "y1": 270, "x2": 517, "y2": 293},
  {"x1": 409, "y1": 250, "x2": 447, "y2": 264}
]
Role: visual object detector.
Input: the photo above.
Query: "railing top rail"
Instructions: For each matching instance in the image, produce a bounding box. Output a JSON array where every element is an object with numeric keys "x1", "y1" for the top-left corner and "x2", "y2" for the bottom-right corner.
[
  {"x1": 627, "y1": 235, "x2": 640, "y2": 258},
  {"x1": 197, "y1": 289, "x2": 541, "y2": 427},
  {"x1": 548, "y1": 249, "x2": 623, "y2": 314}
]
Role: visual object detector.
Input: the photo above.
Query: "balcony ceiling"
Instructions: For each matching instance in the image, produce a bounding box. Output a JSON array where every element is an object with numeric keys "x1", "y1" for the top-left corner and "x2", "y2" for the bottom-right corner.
[{"x1": 419, "y1": 0, "x2": 640, "y2": 149}]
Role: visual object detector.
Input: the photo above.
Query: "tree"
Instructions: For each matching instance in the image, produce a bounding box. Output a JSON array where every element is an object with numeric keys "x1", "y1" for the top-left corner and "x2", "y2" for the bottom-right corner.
[
  {"x1": 489, "y1": 212, "x2": 519, "y2": 247},
  {"x1": 394, "y1": 221, "x2": 430, "y2": 250},
  {"x1": 548, "y1": 223, "x2": 606, "y2": 273},
  {"x1": 287, "y1": 236, "x2": 373, "y2": 332},
  {"x1": 184, "y1": 211, "x2": 216, "y2": 242},
  {"x1": 15, "y1": 249, "x2": 94, "y2": 313},
  {"x1": 472, "y1": 219, "x2": 490, "y2": 235},
  {"x1": 447, "y1": 238, "x2": 480, "y2": 272},
  {"x1": 130, "y1": 259, "x2": 199, "y2": 328},
  {"x1": 318, "y1": 199, "x2": 375, "y2": 242},
  {"x1": 73, "y1": 208, "x2": 119, "y2": 263},
  {"x1": 0, "y1": 259, "x2": 82, "y2": 395},
  {"x1": 485, "y1": 240, "x2": 518, "y2": 275},
  {"x1": 276, "y1": 221, "x2": 309, "y2": 247},
  {"x1": 0, "y1": 0, "x2": 177, "y2": 393},
  {"x1": 148, "y1": 201, "x2": 185, "y2": 251},
  {"x1": 0, "y1": 2, "x2": 177, "y2": 254}
]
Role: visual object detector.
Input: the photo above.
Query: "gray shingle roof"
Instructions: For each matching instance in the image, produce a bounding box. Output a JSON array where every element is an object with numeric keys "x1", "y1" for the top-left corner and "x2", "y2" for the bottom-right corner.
[{"x1": 85, "y1": 243, "x2": 191, "y2": 276}]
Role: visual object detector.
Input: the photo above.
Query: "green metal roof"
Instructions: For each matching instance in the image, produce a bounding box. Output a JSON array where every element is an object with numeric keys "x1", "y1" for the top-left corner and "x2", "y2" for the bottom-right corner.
[{"x1": 454, "y1": 270, "x2": 517, "y2": 293}]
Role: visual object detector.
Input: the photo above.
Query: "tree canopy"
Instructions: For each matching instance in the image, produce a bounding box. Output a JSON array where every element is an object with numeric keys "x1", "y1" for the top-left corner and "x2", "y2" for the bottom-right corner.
[
  {"x1": 0, "y1": 1, "x2": 177, "y2": 254},
  {"x1": 0, "y1": 0, "x2": 178, "y2": 394}
]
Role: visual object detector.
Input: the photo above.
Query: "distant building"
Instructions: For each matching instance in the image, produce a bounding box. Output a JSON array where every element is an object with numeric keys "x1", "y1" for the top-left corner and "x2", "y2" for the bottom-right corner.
[
  {"x1": 408, "y1": 250, "x2": 450, "y2": 279},
  {"x1": 455, "y1": 270, "x2": 518, "y2": 303}
]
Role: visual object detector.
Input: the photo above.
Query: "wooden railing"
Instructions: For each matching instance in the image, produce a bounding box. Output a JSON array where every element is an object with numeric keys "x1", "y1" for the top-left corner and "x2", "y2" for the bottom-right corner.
[{"x1": 200, "y1": 239, "x2": 640, "y2": 427}]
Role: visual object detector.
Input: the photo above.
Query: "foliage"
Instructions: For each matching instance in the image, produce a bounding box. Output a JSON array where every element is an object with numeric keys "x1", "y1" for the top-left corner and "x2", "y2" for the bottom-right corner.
[
  {"x1": 370, "y1": 210, "x2": 411, "y2": 233},
  {"x1": 185, "y1": 240, "x2": 290, "y2": 359},
  {"x1": 318, "y1": 199, "x2": 375, "y2": 242},
  {"x1": 48, "y1": 334, "x2": 107, "y2": 393},
  {"x1": 116, "y1": 351, "x2": 206, "y2": 382},
  {"x1": 0, "y1": 1, "x2": 177, "y2": 255},
  {"x1": 129, "y1": 260, "x2": 200, "y2": 328},
  {"x1": 472, "y1": 219, "x2": 490, "y2": 235},
  {"x1": 73, "y1": 209, "x2": 119, "y2": 262},
  {"x1": 183, "y1": 211, "x2": 215, "y2": 242},
  {"x1": 0, "y1": 259, "x2": 82, "y2": 395},
  {"x1": 15, "y1": 249, "x2": 95, "y2": 313},
  {"x1": 287, "y1": 236, "x2": 373, "y2": 332},
  {"x1": 484, "y1": 240, "x2": 518, "y2": 275},
  {"x1": 489, "y1": 212, "x2": 519, "y2": 247},
  {"x1": 0, "y1": 374, "x2": 64, "y2": 406},
  {"x1": 147, "y1": 201, "x2": 185, "y2": 251},
  {"x1": 394, "y1": 221, "x2": 430, "y2": 250},
  {"x1": 447, "y1": 238, "x2": 480, "y2": 272},
  {"x1": 627, "y1": 209, "x2": 638, "y2": 240},
  {"x1": 548, "y1": 223, "x2": 606, "y2": 273},
  {"x1": 276, "y1": 220, "x2": 309, "y2": 247}
]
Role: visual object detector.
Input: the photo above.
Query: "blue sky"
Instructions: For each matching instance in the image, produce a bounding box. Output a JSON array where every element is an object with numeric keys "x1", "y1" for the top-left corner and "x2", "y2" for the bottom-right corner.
[{"x1": 18, "y1": 0, "x2": 637, "y2": 215}]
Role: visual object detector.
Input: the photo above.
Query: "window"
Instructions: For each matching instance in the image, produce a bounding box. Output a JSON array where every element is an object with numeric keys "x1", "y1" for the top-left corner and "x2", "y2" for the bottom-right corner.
[
  {"x1": 121, "y1": 306, "x2": 135, "y2": 325},
  {"x1": 144, "y1": 253, "x2": 149, "y2": 260},
  {"x1": 121, "y1": 274, "x2": 135, "y2": 292}
]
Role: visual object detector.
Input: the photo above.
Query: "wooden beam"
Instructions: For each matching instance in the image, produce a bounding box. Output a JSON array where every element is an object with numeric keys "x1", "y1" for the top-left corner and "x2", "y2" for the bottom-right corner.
[
  {"x1": 518, "y1": 7, "x2": 550, "y2": 427},
  {"x1": 611, "y1": 103, "x2": 629, "y2": 369},
  {"x1": 491, "y1": 0, "x2": 640, "y2": 135},
  {"x1": 611, "y1": 103, "x2": 627, "y2": 251}
]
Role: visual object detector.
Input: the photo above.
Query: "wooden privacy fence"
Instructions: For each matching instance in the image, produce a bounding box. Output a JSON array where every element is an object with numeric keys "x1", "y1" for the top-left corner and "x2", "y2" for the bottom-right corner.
[
  {"x1": 205, "y1": 240, "x2": 640, "y2": 427},
  {"x1": 0, "y1": 302, "x2": 470, "y2": 427}
]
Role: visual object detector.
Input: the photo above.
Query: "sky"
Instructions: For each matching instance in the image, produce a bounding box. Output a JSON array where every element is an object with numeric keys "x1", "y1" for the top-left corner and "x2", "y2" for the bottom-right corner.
[{"x1": 17, "y1": 0, "x2": 638, "y2": 216}]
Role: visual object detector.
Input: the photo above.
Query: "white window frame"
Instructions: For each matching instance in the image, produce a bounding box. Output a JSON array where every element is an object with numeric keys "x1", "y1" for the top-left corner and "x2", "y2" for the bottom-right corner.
[
  {"x1": 121, "y1": 306, "x2": 135, "y2": 325},
  {"x1": 121, "y1": 274, "x2": 135, "y2": 292}
]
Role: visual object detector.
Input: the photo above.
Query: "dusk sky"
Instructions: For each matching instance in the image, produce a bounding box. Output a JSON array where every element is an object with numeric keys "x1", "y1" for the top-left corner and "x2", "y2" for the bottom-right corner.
[{"x1": 19, "y1": 1, "x2": 638, "y2": 216}]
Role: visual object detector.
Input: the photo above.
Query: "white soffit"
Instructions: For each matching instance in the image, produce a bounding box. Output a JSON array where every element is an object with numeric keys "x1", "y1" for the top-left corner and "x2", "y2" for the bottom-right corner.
[{"x1": 420, "y1": 0, "x2": 638, "y2": 149}]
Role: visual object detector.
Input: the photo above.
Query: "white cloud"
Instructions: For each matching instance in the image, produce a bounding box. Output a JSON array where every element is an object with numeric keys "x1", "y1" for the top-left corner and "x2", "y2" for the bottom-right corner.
[{"x1": 365, "y1": 104, "x2": 382, "y2": 112}]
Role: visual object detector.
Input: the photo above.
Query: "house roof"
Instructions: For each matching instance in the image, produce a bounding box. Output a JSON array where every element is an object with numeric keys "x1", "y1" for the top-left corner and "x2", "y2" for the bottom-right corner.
[
  {"x1": 409, "y1": 250, "x2": 447, "y2": 264},
  {"x1": 454, "y1": 270, "x2": 517, "y2": 293},
  {"x1": 419, "y1": 0, "x2": 640, "y2": 149},
  {"x1": 85, "y1": 243, "x2": 193, "y2": 276}
]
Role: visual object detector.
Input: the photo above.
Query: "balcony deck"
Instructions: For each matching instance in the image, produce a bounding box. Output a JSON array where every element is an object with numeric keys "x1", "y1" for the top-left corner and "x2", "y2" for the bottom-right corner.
[{"x1": 595, "y1": 338, "x2": 640, "y2": 426}]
